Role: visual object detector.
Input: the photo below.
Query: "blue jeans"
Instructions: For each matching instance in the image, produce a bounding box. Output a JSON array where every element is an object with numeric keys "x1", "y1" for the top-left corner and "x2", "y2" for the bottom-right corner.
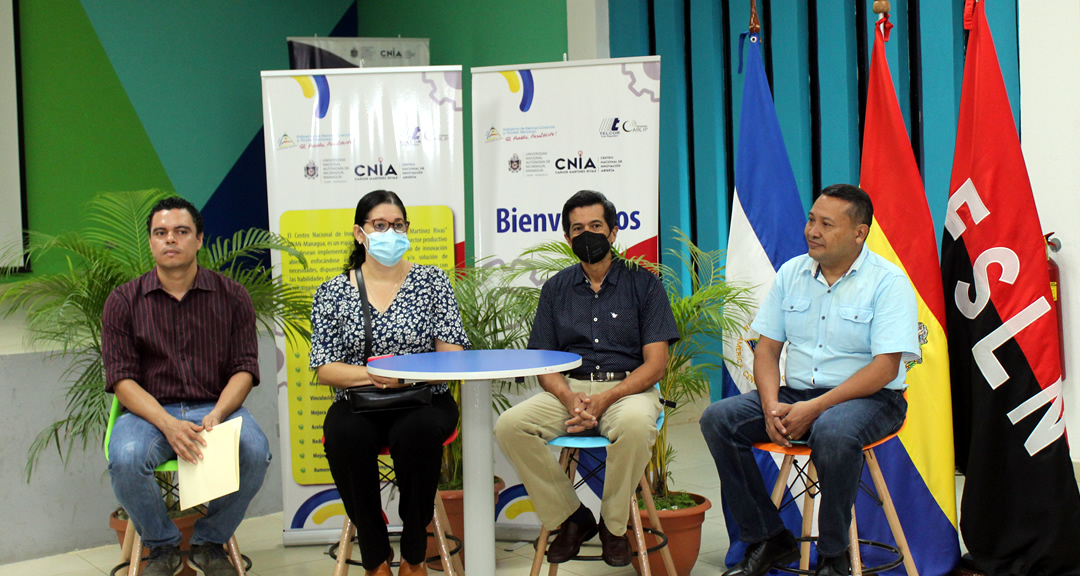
[
  {"x1": 108, "y1": 403, "x2": 271, "y2": 549},
  {"x1": 700, "y1": 387, "x2": 906, "y2": 557}
]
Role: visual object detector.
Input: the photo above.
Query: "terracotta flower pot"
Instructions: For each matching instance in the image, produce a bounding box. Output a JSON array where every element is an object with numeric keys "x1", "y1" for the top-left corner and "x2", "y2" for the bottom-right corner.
[
  {"x1": 110, "y1": 509, "x2": 204, "y2": 576},
  {"x1": 631, "y1": 493, "x2": 712, "y2": 576},
  {"x1": 426, "y1": 477, "x2": 506, "y2": 571}
]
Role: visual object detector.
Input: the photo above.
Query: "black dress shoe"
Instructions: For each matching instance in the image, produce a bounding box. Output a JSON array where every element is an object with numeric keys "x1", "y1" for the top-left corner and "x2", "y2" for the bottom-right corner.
[
  {"x1": 722, "y1": 530, "x2": 800, "y2": 576},
  {"x1": 815, "y1": 553, "x2": 851, "y2": 576},
  {"x1": 547, "y1": 512, "x2": 598, "y2": 563},
  {"x1": 597, "y1": 518, "x2": 632, "y2": 567}
]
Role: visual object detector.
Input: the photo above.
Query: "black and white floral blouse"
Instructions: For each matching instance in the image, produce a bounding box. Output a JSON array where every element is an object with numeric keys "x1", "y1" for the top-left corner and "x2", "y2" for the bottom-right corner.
[{"x1": 309, "y1": 264, "x2": 470, "y2": 401}]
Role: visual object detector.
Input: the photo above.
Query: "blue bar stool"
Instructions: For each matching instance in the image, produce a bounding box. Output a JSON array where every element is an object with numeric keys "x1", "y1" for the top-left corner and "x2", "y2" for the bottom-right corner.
[{"x1": 530, "y1": 390, "x2": 677, "y2": 576}]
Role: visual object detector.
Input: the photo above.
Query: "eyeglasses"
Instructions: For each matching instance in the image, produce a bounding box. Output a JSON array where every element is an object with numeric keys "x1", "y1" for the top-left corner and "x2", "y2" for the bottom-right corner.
[{"x1": 365, "y1": 219, "x2": 410, "y2": 233}]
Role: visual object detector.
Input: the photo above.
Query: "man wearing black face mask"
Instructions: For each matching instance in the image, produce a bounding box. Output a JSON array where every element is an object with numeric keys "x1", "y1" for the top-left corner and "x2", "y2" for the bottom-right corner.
[{"x1": 495, "y1": 190, "x2": 679, "y2": 567}]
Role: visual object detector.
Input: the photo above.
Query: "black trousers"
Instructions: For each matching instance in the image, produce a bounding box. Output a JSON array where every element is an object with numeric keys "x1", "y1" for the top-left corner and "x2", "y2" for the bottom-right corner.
[{"x1": 323, "y1": 392, "x2": 458, "y2": 569}]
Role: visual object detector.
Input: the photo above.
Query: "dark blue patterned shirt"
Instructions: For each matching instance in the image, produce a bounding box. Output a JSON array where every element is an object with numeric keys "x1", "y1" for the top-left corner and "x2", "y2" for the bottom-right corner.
[
  {"x1": 528, "y1": 258, "x2": 679, "y2": 373},
  {"x1": 309, "y1": 264, "x2": 470, "y2": 401}
]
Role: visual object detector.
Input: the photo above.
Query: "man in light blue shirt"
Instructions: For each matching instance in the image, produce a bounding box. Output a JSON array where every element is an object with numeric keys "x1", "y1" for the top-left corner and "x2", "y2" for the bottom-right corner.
[{"x1": 701, "y1": 184, "x2": 919, "y2": 576}]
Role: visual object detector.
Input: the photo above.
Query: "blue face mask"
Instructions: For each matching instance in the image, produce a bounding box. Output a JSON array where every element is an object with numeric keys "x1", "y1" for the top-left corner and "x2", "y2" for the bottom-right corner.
[{"x1": 364, "y1": 229, "x2": 410, "y2": 267}]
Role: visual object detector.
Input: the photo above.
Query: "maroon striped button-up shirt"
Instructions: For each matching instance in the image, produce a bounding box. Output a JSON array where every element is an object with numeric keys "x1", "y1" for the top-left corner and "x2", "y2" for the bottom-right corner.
[{"x1": 102, "y1": 267, "x2": 260, "y2": 404}]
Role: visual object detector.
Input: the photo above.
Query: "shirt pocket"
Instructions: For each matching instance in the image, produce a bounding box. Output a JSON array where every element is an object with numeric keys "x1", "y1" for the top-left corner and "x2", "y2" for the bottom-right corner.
[
  {"x1": 834, "y1": 305, "x2": 875, "y2": 353},
  {"x1": 781, "y1": 296, "x2": 812, "y2": 342},
  {"x1": 604, "y1": 307, "x2": 641, "y2": 350}
]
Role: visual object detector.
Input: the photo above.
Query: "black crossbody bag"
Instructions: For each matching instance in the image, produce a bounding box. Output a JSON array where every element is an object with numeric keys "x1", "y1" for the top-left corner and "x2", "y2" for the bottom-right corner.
[{"x1": 344, "y1": 268, "x2": 432, "y2": 413}]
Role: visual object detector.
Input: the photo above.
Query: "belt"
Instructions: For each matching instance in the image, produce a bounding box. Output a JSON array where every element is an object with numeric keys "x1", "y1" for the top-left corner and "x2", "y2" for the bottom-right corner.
[{"x1": 567, "y1": 371, "x2": 629, "y2": 382}]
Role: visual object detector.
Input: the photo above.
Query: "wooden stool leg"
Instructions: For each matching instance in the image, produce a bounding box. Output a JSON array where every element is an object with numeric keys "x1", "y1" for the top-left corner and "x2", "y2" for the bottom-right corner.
[
  {"x1": 531, "y1": 448, "x2": 575, "y2": 576},
  {"x1": 552, "y1": 448, "x2": 585, "y2": 575},
  {"x1": 848, "y1": 506, "x2": 862, "y2": 576},
  {"x1": 333, "y1": 518, "x2": 355, "y2": 576},
  {"x1": 628, "y1": 493, "x2": 652, "y2": 576},
  {"x1": 530, "y1": 524, "x2": 552, "y2": 576},
  {"x1": 638, "y1": 475, "x2": 677, "y2": 576},
  {"x1": 770, "y1": 455, "x2": 795, "y2": 507},
  {"x1": 865, "y1": 449, "x2": 919, "y2": 576},
  {"x1": 226, "y1": 535, "x2": 246, "y2": 575},
  {"x1": 120, "y1": 518, "x2": 136, "y2": 563},
  {"x1": 433, "y1": 493, "x2": 463, "y2": 576},
  {"x1": 800, "y1": 462, "x2": 818, "y2": 572},
  {"x1": 127, "y1": 520, "x2": 141, "y2": 576}
]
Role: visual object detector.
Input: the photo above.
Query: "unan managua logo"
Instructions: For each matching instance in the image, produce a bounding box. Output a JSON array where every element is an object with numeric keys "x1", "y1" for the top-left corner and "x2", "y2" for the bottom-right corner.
[
  {"x1": 508, "y1": 153, "x2": 521, "y2": 173},
  {"x1": 304, "y1": 160, "x2": 318, "y2": 179}
]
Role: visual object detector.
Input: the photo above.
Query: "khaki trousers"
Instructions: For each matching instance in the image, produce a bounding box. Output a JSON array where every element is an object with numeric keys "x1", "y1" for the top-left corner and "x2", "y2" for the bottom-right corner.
[{"x1": 494, "y1": 378, "x2": 661, "y2": 536}]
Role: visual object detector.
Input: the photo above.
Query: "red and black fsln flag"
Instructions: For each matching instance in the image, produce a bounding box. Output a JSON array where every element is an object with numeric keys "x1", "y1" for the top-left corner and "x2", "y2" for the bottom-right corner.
[{"x1": 943, "y1": 2, "x2": 1080, "y2": 575}]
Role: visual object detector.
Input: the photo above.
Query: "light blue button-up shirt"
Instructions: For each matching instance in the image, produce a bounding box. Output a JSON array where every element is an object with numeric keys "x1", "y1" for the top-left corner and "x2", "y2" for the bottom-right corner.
[{"x1": 751, "y1": 244, "x2": 920, "y2": 391}]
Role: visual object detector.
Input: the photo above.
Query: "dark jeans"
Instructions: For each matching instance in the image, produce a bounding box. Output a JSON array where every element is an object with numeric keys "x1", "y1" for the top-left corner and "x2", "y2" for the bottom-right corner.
[
  {"x1": 700, "y1": 387, "x2": 906, "y2": 557},
  {"x1": 323, "y1": 392, "x2": 458, "y2": 569}
]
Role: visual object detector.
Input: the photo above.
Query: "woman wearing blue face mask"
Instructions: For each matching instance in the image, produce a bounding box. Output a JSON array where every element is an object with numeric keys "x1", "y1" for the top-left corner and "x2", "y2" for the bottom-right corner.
[{"x1": 310, "y1": 190, "x2": 469, "y2": 576}]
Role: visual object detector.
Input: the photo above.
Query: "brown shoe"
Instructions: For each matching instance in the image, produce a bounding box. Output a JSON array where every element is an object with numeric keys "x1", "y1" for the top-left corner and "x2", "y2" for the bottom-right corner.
[
  {"x1": 364, "y1": 550, "x2": 394, "y2": 576},
  {"x1": 598, "y1": 518, "x2": 632, "y2": 566},
  {"x1": 399, "y1": 559, "x2": 428, "y2": 575},
  {"x1": 364, "y1": 562, "x2": 392, "y2": 576},
  {"x1": 546, "y1": 511, "x2": 598, "y2": 563}
]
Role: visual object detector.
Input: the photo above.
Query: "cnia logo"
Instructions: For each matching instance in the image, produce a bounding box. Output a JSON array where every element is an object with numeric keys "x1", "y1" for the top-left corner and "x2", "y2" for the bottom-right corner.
[{"x1": 354, "y1": 160, "x2": 398, "y2": 178}]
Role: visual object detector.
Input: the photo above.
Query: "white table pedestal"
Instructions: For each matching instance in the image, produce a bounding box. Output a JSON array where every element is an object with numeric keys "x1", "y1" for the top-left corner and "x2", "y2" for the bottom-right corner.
[{"x1": 461, "y1": 378, "x2": 496, "y2": 575}]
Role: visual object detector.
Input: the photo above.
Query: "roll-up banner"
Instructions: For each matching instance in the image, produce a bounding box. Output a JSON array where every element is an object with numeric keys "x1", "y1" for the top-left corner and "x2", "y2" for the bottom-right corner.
[
  {"x1": 261, "y1": 66, "x2": 464, "y2": 544},
  {"x1": 287, "y1": 37, "x2": 430, "y2": 69},
  {"x1": 471, "y1": 56, "x2": 661, "y2": 531}
]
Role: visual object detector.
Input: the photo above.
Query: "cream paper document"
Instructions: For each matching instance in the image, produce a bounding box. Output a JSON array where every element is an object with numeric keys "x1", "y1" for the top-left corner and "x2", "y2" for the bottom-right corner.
[{"x1": 178, "y1": 417, "x2": 242, "y2": 510}]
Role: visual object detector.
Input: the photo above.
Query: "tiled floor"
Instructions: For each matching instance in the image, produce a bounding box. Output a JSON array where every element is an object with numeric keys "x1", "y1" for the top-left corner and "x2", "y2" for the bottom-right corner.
[
  {"x1": 0, "y1": 422, "x2": 736, "y2": 575},
  {"x1": 0, "y1": 421, "x2": 963, "y2": 575}
]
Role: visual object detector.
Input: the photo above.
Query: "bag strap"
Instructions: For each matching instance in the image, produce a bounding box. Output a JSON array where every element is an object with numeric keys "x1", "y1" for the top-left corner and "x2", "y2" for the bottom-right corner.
[{"x1": 354, "y1": 268, "x2": 374, "y2": 363}]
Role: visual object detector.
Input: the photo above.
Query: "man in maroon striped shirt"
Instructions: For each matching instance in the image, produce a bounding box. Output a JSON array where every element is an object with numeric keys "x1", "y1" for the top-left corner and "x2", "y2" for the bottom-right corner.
[{"x1": 103, "y1": 197, "x2": 270, "y2": 576}]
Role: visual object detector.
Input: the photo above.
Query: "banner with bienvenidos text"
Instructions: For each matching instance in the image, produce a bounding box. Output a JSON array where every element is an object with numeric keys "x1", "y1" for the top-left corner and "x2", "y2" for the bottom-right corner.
[{"x1": 471, "y1": 56, "x2": 660, "y2": 530}]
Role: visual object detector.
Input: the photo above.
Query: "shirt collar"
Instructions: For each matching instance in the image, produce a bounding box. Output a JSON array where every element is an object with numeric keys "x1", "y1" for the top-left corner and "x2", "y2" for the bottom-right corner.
[
  {"x1": 146, "y1": 266, "x2": 214, "y2": 293},
  {"x1": 577, "y1": 256, "x2": 623, "y2": 286},
  {"x1": 808, "y1": 244, "x2": 869, "y2": 282}
]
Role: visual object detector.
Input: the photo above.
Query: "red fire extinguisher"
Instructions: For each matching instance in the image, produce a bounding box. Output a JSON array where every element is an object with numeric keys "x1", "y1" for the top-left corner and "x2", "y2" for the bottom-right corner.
[{"x1": 1046, "y1": 232, "x2": 1065, "y2": 380}]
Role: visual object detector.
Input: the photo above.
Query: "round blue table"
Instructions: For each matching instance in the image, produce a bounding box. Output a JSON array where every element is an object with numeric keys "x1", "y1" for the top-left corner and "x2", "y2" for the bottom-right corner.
[{"x1": 367, "y1": 349, "x2": 581, "y2": 575}]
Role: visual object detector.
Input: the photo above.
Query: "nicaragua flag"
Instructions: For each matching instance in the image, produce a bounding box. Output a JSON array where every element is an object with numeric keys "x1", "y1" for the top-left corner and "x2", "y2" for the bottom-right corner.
[
  {"x1": 859, "y1": 13, "x2": 959, "y2": 575},
  {"x1": 719, "y1": 30, "x2": 807, "y2": 568},
  {"x1": 943, "y1": 1, "x2": 1080, "y2": 573}
]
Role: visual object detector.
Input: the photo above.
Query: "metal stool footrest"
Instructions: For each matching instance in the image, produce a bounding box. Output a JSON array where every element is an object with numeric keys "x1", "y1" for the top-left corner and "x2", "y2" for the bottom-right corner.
[
  {"x1": 769, "y1": 537, "x2": 904, "y2": 576},
  {"x1": 533, "y1": 526, "x2": 669, "y2": 561},
  {"x1": 110, "y1": 552, "x2": 253, "y2": 576},
  {"x1": 328, "y1": 532, "x2": 463, "y2": 568}
]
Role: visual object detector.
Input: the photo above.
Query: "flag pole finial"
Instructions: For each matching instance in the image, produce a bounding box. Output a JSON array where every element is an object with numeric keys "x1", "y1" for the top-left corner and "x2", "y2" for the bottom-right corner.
[
  {"x1": 749, "y1": 0, "x2": 761, "y2": 34},
  {"x1": 873, "y1": 0, "x2": 891, "y2": 14}
]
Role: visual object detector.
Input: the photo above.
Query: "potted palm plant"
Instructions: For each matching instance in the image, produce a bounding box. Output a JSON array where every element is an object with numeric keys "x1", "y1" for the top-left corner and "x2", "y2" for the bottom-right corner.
[
  {"x1": 0, "y1": 189, "x2": 312, "y2": 564},
  {"x1": 510, "y1": 229, "x2": 752, "y2": 576}
]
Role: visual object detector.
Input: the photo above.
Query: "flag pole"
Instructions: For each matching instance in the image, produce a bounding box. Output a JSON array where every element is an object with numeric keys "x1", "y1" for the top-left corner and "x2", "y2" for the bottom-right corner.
[
  {"x1": 873, "y1": 0, "x2": 893, "y2": 41},
  {"x1": 749, "y1": 0, "x2": 760, "y2": 34}
]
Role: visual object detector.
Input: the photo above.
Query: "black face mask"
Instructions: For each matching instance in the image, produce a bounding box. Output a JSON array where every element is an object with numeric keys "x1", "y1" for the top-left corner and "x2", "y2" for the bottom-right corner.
[{"x1": 571, "y1": 231, "x2": 612, "y2": 264}]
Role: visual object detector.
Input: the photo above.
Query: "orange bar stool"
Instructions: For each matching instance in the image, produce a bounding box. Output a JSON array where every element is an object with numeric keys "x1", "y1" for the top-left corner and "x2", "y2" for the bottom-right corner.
[{"x1": 752, "y1": 424, "x2": 918, "y2": 576}]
